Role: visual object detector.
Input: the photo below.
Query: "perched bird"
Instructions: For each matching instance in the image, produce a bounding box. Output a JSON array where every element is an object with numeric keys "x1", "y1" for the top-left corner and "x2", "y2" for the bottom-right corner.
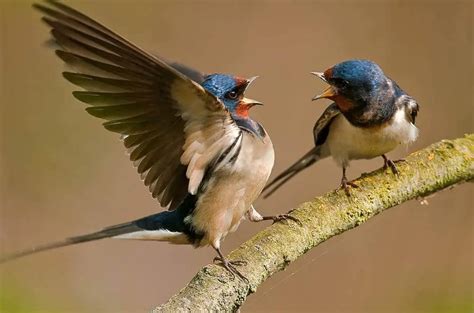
[
  {"x1": 264, "y1": 60, "x2": 419, "y2": 197},
  {"x1": 1, "y1": 1, "x2": 295, "y2": 280}
]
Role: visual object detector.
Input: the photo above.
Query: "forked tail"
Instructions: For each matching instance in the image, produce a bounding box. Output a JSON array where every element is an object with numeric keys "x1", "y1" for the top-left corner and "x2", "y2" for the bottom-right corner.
[
  {"x1": 1, "y1": 199, "x2": 195, "y2": 264},
  {"x1": 0, "y1": 222, "x2": 142, "y2": 263},
  {"x1": 263, "y1": 147, "x2": 321, "y2": 198}
]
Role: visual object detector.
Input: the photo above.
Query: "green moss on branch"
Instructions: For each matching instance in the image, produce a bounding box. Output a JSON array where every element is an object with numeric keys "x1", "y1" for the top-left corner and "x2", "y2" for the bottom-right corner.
[{"x1": 154, "y1": 135, "x2": 474, "y2": 313}]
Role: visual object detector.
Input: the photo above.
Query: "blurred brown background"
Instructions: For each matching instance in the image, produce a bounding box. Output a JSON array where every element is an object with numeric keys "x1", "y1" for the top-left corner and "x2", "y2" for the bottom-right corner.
[{"x1": 1, "y1": 1, "x2": 472, "y2": 312}]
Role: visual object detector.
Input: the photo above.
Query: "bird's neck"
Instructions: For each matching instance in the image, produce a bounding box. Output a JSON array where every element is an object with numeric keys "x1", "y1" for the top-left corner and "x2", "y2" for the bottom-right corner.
[
  {"x1": 340, "y1": 97, "x2": 396, "y2": 128},
  {"x1": 341, "y1": 78, "x2": 402, "y2": 128},
  {"x1": 232, "y1": 114, "x2": 266, "y2": 139}
]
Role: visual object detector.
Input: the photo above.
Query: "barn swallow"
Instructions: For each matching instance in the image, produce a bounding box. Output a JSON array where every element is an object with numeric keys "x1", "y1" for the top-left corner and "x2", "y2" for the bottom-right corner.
[
  {"x1": 1, "y1": 1, "x2": 295, "y2": 281},
  {"x1": 264, "y1": 60, "x2": 419, "y2": 197}
]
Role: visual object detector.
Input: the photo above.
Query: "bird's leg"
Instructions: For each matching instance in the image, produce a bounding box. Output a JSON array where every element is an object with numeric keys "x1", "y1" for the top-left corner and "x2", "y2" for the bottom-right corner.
[
  {"x1": 340, "y1": 166, "x2": 358, "y2": 196},
  {"x1": 213, "y1": 247, "x2": 249, "y2": 283},
  {"x1": 382, "y1": 154, "x2": 399, "y2": 175},
  {"x1": 246, "y1": 205, "x2": 300, "y2": 225}
]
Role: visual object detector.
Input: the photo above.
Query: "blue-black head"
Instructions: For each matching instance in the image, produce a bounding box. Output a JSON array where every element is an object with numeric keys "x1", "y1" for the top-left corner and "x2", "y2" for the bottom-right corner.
[
  {"x1": 312, "y1": 60, "x2": 390, "y2": 112},
  {"x1": 201, "y1": 74, "x2": 262, "y2": 118}
]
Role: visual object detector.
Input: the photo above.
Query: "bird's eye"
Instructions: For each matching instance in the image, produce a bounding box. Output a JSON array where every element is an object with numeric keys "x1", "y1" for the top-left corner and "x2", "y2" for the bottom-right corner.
[{"x1": 226, "y1": 90, "x2": 238, "y2": 100}]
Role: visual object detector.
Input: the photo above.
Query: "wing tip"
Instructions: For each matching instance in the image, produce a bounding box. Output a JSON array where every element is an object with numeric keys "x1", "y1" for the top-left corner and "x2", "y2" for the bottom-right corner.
[
  {"x1": 54, "y1": 49, "x2": 69, "y2": 61},
  {"x1": 62, "y1": 71, "x2": 77, "y2": 81},
  {"x1": 72, "y1": 90, "x2": 93, "y2": 103},
  {"x1": 31, "y1": 2, "x2": 46, "y2": 11},
  {"x1": 63, "y1": 71, "x2": 94, "y2": 86}
]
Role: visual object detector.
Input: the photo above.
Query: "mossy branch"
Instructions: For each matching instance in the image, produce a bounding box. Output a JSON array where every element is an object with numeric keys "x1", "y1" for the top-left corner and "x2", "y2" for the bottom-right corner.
[{"x1": 154, "y1": 135, "x2": 474, "y2": 313}]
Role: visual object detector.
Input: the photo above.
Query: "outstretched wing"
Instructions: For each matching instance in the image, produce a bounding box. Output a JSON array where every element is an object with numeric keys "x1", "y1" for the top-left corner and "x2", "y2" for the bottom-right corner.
[
  {"x1": 262, "y1": 103, "x2": 341, "y2": 197},
  {"x1": 34, "y1": 1, "x2": 241, "y2": 210}
]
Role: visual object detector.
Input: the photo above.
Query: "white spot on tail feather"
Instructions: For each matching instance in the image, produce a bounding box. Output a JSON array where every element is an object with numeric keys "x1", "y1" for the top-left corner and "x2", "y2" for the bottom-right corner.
[{"x1": 113, "y1": 230, "x2": 189, "y2": 244}]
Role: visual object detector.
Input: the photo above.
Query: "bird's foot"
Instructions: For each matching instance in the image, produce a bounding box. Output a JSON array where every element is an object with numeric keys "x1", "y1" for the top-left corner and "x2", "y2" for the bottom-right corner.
[
  {"x1": 213, "y1": 257, "x2": 247, "y2": 266},
  {"x1": 382, "y1": 156, "x2": 405, "y2": 175},
  {"x1": 340, "y1": 178, "x2": 358, "y2": 197},
  {"x1": 383, "y1": 159, "x2": 399, "y2": 175},
  {"x1": 213, "y1": 257, "x2": 249, "y2": 283},
  {"x1": 261, "y1": 214, "x2": 301, "y2": 225}
]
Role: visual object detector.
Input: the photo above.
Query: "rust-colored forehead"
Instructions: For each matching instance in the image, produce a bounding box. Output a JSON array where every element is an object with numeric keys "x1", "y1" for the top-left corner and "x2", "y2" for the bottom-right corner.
[
  {"x1": 323, "y1": 67, "x2": 333, "y2": 79},
  {"x1": 234, "y1": 76, "x2": 248, "y2": 87}
]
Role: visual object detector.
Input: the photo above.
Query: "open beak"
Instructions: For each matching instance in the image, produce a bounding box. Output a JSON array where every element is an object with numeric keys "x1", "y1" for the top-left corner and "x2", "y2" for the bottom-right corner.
[
  {"x1": 240, "y1": 97, "x2": 263, "y2": 107},
  {"x1": 311, "y1": 71, "x2": 337, "y2": 101},
  {"x1": 244, "y1": 76, "x2": 259, "y2": 91},
  {"x1": 312, "y1": 86, "x2": 337, "y2": 101},
  {"x1": 241, "y1": 76, "x2": 262, "y2": 106},
  {"x1": 310, "y1": 72, "x2": 327, "y2": 82}
]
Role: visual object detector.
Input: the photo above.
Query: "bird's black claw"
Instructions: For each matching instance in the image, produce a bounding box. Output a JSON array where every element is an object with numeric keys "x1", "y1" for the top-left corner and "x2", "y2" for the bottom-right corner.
[
  {"x1": 213, "y1": 257, "x2": 249, "y2": 283},
  {"x1": 262, "y1": 214, "x2": 301, "y2": 226},
  {"x1": 384, "y1": 159, "x2": 399, "y2": 175},
  {"x1": 340, "y1": 179, "x2": 358, "y2": 197},
  {"x1": 213, "y1": 257, "x2": 247, "y2": 266},
  {"x1": 383, "y1": 156, "x2": 404, "y2": 176}
]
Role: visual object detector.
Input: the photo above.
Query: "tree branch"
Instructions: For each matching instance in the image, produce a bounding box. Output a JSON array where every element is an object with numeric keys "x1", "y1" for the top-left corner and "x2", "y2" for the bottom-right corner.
[{"x1": 154, "y1": 135, "x2": 474, "y2": 312}]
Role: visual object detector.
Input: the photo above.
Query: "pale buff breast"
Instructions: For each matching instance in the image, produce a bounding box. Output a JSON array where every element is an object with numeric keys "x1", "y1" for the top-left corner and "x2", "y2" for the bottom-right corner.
[
  {"x1": 324, "y1": 108, "x2": 419, "y2": 167},
  {"x1": 190, "y1": 131, "x2": 274, "y2": 248}
]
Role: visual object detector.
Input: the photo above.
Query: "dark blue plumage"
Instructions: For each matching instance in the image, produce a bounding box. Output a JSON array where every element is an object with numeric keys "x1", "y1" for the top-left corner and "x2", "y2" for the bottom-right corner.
[
  {"x1": 202, "y1": 74, "x2": 239, "y2": 109},
  {"x1": 202, "y1": 74, "x2": 265, "y2": 138},
  {"x1": 134, "y1": 195, "x2": 195, "y2": 233},
  {"x1": 331, "y1": 60, "x2": 385, "y2": 89},
  {"x1": 132, "y1": 194, "x2": 205, "y2": 244}
]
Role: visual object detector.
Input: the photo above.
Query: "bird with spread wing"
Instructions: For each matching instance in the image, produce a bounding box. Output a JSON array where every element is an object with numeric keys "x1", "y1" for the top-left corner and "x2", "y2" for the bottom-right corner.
[{"x1": 1, "y1": 0, "x2": 296, "y2": 280}]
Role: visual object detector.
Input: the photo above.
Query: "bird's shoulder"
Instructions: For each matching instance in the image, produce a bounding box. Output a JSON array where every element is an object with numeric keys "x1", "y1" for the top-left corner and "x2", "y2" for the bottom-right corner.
[
  {"x1": 390, "y1": 78, "x2": 419, "y2": 124},
  {"x1": 313, "y1": 103, "x2": 341, "y2": 146},
  {"x1": 395, "y1": 94, "x2": 419, "y2": 125}
]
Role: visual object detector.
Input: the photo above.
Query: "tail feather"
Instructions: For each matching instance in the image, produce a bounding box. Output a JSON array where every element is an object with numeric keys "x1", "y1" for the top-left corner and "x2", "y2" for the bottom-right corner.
[
  {"x1": 263, "y1": 147, "x2": 321, "y2": 198},
  {"x1": 0, "y1": 222, "x2": 141, "y2": 264},
  {"x1": 1, "y1": 196, "x2": 197, "y2": 264}
]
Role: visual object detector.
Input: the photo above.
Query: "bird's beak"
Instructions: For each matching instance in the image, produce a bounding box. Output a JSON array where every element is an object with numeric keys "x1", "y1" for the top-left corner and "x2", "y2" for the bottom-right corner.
[
  {"x1": 311, "y1": 71, "x2": 337, "y2": 101},
  {"x1": 240, "y1": 97, "x2": 263, "y2": 107},
  {"x1": 244, "y1": 76, "x2": 259, "y2": 91},
  {"x1": 312, "y1": 86, "x2": 337, "y2": 101},
  {"x1": 241, "y1": 76, "x2": 262, "y2": 106},
  {"x1": 310, "y1": 72, "x2": 327, "y2": 82}
]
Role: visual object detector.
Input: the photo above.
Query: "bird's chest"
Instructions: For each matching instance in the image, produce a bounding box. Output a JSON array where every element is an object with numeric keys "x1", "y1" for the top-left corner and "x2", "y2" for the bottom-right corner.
[
  {"x1": 191, "y1": 131, "x2": 274, "y2": 245},
  {"x1": 325, "y1": 109, "x2": 418, "y2": 166},
  {"x1": 222, "y1": 132, "x2": 274, "y2": 220},
  {"x1": 233, "y1": 132, "x2": 275, "y2": 185}
]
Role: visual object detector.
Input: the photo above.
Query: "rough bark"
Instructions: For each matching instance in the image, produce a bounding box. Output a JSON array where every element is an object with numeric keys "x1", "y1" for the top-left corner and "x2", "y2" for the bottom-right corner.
[{"x1": 154, "y1": 134, "x2": 474, "y2": 313}]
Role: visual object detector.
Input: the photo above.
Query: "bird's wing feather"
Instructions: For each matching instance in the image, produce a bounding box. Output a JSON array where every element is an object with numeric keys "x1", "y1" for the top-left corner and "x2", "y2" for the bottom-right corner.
[
  {"x1": 168, "y1": 61, "x2": 206, "y2": 84},
  {"x1": 404, "y1": 97, "x2": 419, "y2": 124},
  {"x1": 313, "y1": 103, "x2": 341, "y2": 146},
  {"x1": 34, "y1": 1, "x2": 241, "y2": 210}
]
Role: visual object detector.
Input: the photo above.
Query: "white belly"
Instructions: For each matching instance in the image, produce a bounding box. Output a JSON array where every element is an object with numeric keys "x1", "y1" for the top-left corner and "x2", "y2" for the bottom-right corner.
[
  {"x1": 323, "y1": 108, "x2": 418, "y2": 167},
  {"x1": 191, "y1": 131, "x2": 274, "y2": 247}
]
